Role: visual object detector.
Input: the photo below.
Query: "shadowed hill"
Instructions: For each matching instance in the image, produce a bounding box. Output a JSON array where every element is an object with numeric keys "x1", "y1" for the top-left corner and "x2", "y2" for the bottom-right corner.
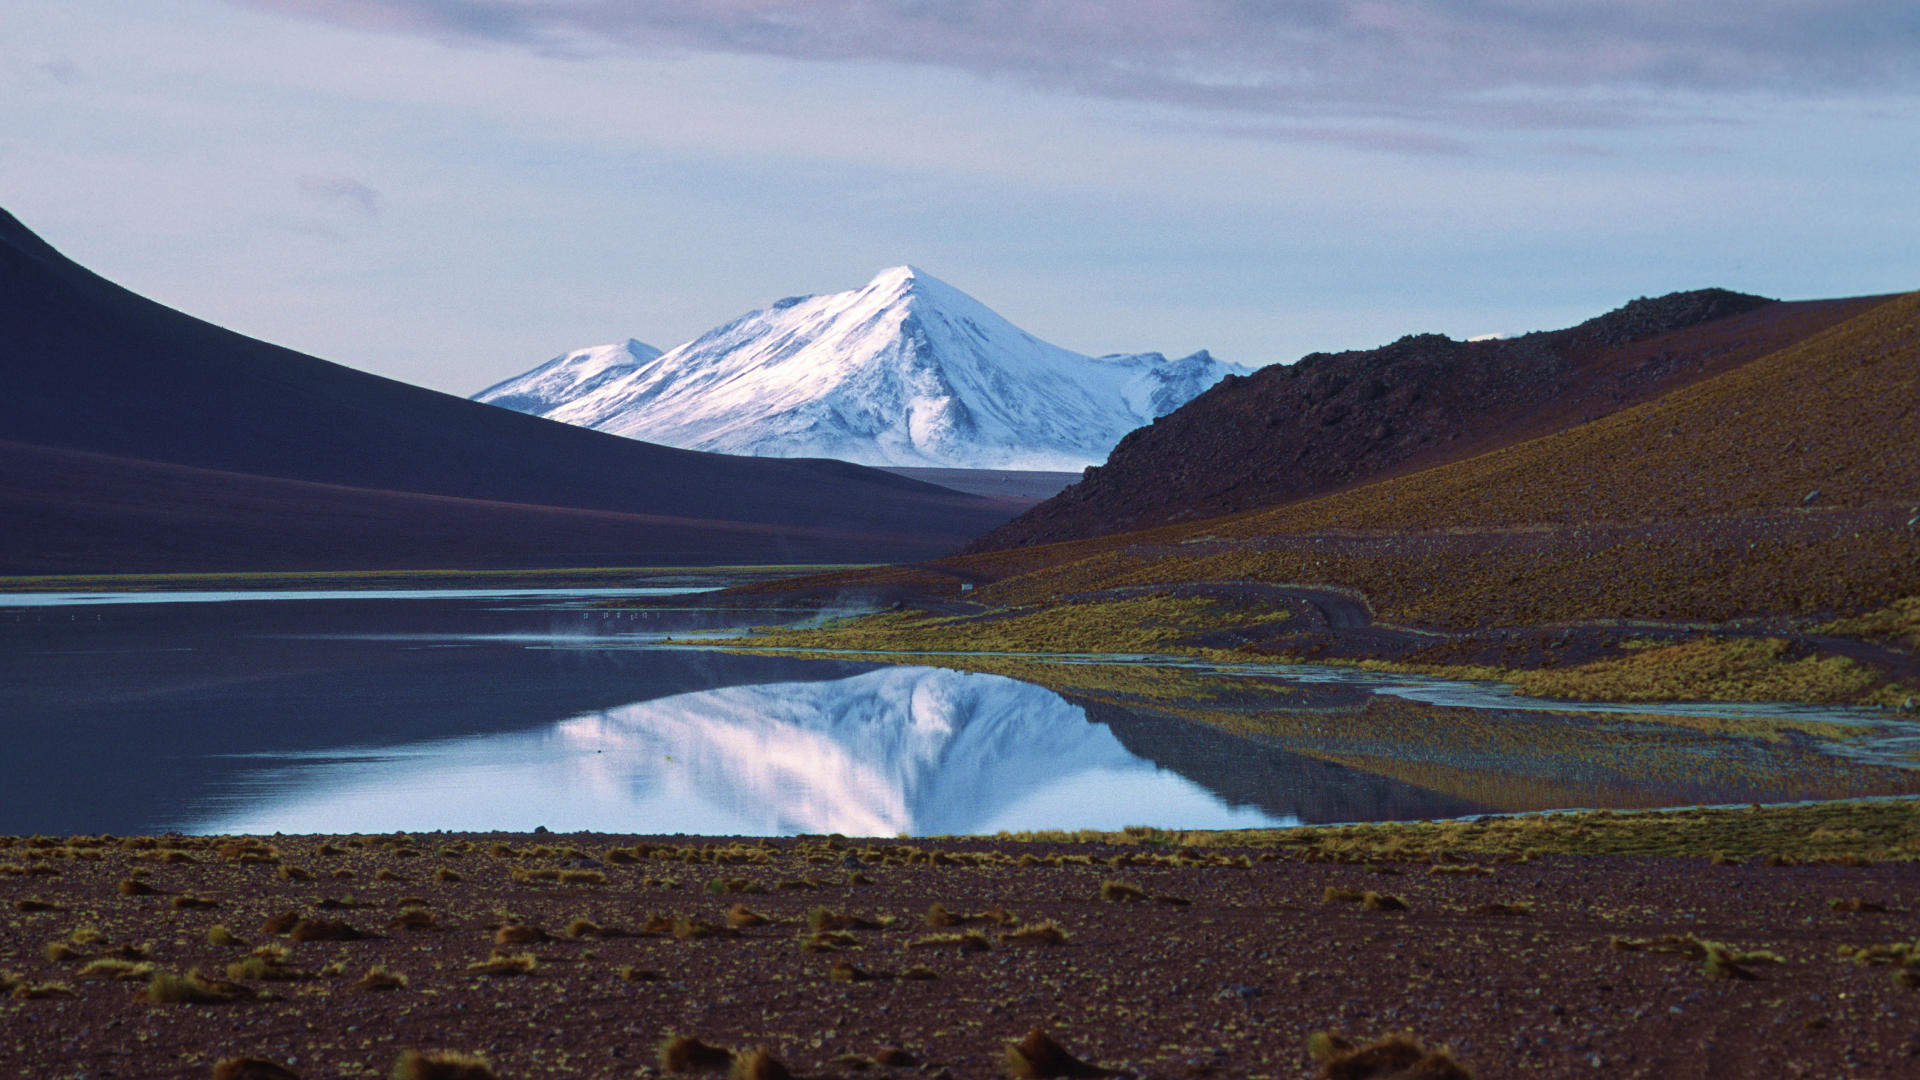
[
  {"x1": 0, "y1": 210, "x2": 1019, "y2": 572},
  {"x1": 974, "y1": 289, "x2": 1888, "y2": 551}
]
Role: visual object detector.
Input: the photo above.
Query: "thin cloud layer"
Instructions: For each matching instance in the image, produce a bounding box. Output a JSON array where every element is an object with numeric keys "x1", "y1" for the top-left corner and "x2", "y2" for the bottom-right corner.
[
  {"x1": 235, "y1": 1, "x2": 1919, "y2": 126},
  {"x1": 298, "y1": 174, "x2": 382, "y2": 217}
]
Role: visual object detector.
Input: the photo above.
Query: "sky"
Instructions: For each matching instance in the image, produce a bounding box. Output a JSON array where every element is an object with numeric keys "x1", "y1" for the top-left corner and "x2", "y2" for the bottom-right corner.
[{"x1": 3, "y1": 1, "x2": 1917, "y2": 396}]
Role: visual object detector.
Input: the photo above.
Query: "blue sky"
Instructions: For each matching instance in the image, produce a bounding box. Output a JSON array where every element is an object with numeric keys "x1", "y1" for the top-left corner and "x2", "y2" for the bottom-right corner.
[{"x1": 4, "y1": 1, "x2": 1916, "y2": 394}]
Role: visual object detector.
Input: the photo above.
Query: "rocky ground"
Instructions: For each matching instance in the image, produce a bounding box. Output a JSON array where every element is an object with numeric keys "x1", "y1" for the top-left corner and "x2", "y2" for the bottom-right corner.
[{"x1": 5, "y1": 807, "x2": 1920, "y2": 1079}]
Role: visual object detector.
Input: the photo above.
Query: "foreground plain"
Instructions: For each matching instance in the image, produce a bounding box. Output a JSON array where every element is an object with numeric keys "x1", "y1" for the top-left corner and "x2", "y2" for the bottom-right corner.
[{"x1": 6, "y1": 802, "x2": 1920, "y2": 1078}]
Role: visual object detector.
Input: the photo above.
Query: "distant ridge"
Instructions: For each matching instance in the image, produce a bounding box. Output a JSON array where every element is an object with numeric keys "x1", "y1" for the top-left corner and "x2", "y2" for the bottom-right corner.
[
  {"x1": 972, "y1": 288, "x2": 1891, "y2": 550},
  {"x1": 476, "y1": 266, "x2": 1246, "y2": 470},
  {"x1": 0, "y1": 209, "x2": 1020, "y2": 572}
]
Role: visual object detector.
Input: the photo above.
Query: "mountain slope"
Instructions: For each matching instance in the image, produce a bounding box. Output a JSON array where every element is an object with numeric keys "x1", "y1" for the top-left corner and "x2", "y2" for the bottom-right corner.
[
  {"x1": 956, "y1": 290, "x2": 1920, "y2": 628},
  {"x1": 974, "y1": 289, "x2": 1890, "y2": 549},
  {"x1": 473, "y1": 339, "x2": 663, "y2": 415},
  {"x1": 475, "y1": 266, "x2": 1244, "y2": 470},
  {"x1": 0, "y1": 210, "x2": 1019, "y2": 572}
]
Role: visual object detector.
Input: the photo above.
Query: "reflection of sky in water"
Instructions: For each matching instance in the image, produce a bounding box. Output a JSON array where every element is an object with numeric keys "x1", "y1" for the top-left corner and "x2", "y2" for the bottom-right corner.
[
  {"x1": 0, "y1": 587, "x2": 714, "y2": 608},
  {"x1": 193, "y1": 667, "x2": 1296, "y2": 836}
]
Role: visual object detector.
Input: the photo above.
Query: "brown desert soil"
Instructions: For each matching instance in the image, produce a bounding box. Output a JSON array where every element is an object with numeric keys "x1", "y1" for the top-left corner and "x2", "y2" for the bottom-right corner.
[{"x1": 8, "y1": 810, "x2": 1920, "y2": 1080}]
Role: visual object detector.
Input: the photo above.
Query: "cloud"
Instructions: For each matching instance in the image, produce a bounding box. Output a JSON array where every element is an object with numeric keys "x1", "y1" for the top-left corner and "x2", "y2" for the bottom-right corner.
[
  {"x1": 39, "y1": 57, "x2": 82, "y2": 84},
  {"x1": 233, "y1": 1, "x2": 1920, "y2": 127},
  {"x1": 297, "y1": 173, "x2": 382, "y2": 217}
]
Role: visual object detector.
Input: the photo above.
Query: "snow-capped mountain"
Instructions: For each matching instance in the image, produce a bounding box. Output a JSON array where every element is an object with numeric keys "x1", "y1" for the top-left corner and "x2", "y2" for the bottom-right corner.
[
  {"x1": 471, "y1": 338, "x2": 662, "y2": 416},
  {"x1": 473, "y1": 267, "x2": 1246, "y2": 470}
]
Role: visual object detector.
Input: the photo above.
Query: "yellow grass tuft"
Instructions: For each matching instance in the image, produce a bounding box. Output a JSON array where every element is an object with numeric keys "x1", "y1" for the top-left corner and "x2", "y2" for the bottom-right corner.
[{"x1": 389, "y1": 1050, "x2": 498, "y2": 1080}]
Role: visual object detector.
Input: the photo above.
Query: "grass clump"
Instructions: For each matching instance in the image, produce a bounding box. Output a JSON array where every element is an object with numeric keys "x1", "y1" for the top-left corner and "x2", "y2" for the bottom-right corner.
[
  {"x1": 389, "y1": 909, "x2": 439, "y2": 932},
  {"x1": 1307, "y1": 1031, "x2": 1472, "y2": 1079},
  {"x1": 211, "y1": 1058, "x2": 303, "y2": 1080},
  {"x1": 1002, "y1": 1027, "x2": 1120, "y2": 1078},
  {"x1": 726, "y1": 905, "x2": 771, "y2": 928},
  {"x1": 10, "y1": 981, "x2": 74, "y2": 1000},
  {"x1": 1002, "y1": 921, "x2": 1071, "y2": 945},
  {"x1": 729, "y1": 1047, "x2": 795, "y2": 1080},
  {"x1": 466, "y1": 951, "x2": 536, "y2": 977},
  {"x1": 353, "y1": 966, "x2": 409, "y2": 991},
  {"x1": 907, "y1": 931, "x2": 990, "y2": 953},
  {"x1": 659, "y1": 1034, "x2": 735, "y2": 1073},
  {"x1": 808, "y1": 907, "x2": 884, "y2": 931},
  {"x1": 138, "y1": 970, "x2": 254, "y2": 1004},
  {"x1": 1098, "y1": 880, "x2": 1147, "y2": 903},
  {"x1": 493, "y1": 923, "x2": 549, "y2": 945},
  {"x1": 389, "y1": 1049, "x2": 498, "y2": 1080},
  {"x1": 77, "y1": 958, "x2": 154, "y2": 981}
]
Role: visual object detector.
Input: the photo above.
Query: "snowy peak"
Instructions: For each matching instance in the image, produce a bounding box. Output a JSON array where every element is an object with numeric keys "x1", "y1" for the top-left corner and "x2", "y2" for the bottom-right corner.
[
  {"x1": 473, "y1": 338, "x2": 663, "y2": 417},
  {"x1": 475, "y1": 270, "x2": 1247, "y2": 470}
]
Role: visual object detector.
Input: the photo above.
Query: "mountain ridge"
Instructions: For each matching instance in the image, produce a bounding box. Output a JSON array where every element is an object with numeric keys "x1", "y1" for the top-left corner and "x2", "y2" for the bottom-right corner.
[
  {"x1": 971, "y1": 287, "x2": 1893, "y2": 550},
  {"x1": 475, "y1": 265, "x2": 1246, "y2": 470}
]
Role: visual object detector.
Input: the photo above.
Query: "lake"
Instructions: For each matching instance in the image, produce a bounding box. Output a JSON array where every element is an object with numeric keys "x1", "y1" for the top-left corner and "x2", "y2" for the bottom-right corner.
[{"x1": 3, "y1": 588, "x2": 1915, "y2": 836}]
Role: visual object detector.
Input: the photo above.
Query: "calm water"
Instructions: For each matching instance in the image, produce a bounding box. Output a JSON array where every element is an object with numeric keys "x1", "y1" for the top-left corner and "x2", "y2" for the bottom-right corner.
[{"x1": 2, "y1": 590, "x2": 1913, "y2": 836}]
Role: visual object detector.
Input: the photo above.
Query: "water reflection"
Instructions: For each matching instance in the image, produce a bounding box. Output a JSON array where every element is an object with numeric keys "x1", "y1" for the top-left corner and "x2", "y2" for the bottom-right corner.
[{"x1": 193, "y1": 667, "x2": 1298, "y2": 836}]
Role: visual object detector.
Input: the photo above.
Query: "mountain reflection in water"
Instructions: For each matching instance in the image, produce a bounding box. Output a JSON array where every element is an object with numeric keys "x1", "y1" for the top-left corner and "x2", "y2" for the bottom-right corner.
[{"x1": 196, "y1": 667, "x2": 1299, "y2": 836}]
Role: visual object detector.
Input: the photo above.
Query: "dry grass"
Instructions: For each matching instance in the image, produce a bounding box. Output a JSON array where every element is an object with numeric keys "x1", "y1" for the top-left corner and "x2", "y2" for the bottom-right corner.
[
  {"x1": 1308, "y1": 1031, "x2": 1472, "y2": 1079},
  {"x1": 465, "y1": 951, "x2": 536, "y2": 977},
  {"x1": 138, "y1": 969, "x2": 254, "y2": 1004},
  {"x1": 907, "y1": 931, "x2": 990, "y2": 953},
  {"x1": 1002, "y1": 1027, "x2": 1119, "y2": 1079},
  {"x1": 1001, "y1": 921, "x2": 1071, "y2": 945},
  {"x1": 353, "y1": 965, "x2": 410, "y2": 991},
  {"x1": 1820, "y1": 596, "x2": 1920, "y2": 651},
  {"x1": 658, "y1": 1034, "x2": 735, "y2": 1073},
  {"x1": 1511, "y1": 637, "x2": 1901, "y2": 706},
  {"x1": 389, "y1": 1049, "x2": 498, "y2": 1080}
]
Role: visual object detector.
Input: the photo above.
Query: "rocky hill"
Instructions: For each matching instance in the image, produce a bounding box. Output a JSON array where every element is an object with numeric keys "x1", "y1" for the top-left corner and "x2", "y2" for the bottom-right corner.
[{"x1": 972, "y1": 289, "x2": 1886, "y2": 550}]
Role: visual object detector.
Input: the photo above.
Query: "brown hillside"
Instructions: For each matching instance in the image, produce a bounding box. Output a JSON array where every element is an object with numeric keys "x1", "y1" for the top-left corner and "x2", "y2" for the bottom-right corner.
[
  {"x1": 949, "y1": 291, "x2": 1920, "y2": 628},
  {"x1": 974, "y1": 290, "x2": 1888, "y2": 551}
]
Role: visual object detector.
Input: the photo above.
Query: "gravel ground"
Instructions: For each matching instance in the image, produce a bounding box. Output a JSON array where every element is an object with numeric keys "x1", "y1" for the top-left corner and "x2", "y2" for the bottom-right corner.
[{"x1": 6, "y1": 831, "x2": 1920, "y2": 1079}]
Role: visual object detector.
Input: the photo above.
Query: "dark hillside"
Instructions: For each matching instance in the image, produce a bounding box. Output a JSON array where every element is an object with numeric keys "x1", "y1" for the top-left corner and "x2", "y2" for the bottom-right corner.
[
  {"x1": 974, "y1": 289, "x2": 1886, "y2": 550},
  {"x1": 0, "y1": 210, "x2": 1016, "y2": 571}
]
